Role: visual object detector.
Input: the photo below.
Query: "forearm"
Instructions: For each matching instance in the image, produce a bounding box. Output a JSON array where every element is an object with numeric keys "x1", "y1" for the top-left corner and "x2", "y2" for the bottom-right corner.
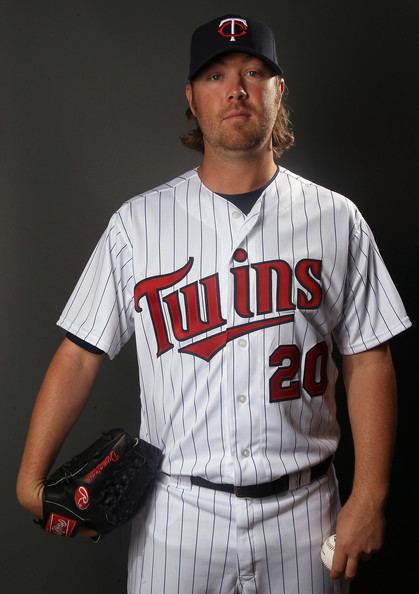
[
  {"x1": 331, "y1": 342, "x2": 397, "y2": 579},
  {"x1": 343, "y1": 342, "x2": 397, "y2": 505},
  {"x1": 16, "y1": 338, "x2": 105, "y2": 515}
]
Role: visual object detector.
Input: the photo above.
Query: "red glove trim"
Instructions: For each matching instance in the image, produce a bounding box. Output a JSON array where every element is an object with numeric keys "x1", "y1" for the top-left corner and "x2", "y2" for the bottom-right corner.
[{"x1": 45, "y1": 512, "x2": 77, "y2": 537}]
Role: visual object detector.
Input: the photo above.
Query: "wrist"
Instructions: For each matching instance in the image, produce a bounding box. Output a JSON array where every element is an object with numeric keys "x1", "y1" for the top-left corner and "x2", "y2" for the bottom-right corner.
[
  {"x1": 350, "y1": 481, "x2": 390, "y2": 511},
  {"x1": 16, "y1": 478, "x2": 44, "y2": 518}
]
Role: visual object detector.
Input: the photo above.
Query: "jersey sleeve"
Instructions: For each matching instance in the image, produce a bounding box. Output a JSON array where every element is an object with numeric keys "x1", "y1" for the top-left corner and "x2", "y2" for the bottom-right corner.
[
  {"x1": 332, "y1": 205, "x2": 411, "y2": 354},
  {"x1": 57, "y1": 204, "x2": 135, "y2": 359}
]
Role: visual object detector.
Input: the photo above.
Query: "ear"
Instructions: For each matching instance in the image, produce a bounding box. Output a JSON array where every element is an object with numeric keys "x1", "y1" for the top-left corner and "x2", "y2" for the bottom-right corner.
[
  {"x1": 277, "y1": 77, "x2": 285, "y2": 98},
  {"x1": 275, "y1": 77, "x2": 285, "y2": 113},
  {"x1": 185, "y1": 82, "x2": 197, "y2": 117}
]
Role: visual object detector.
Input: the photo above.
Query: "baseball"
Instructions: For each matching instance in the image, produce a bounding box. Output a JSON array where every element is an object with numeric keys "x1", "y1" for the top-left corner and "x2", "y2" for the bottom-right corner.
[{"x1": 321, "y1": 534, "x2": 336, "y2": 570}]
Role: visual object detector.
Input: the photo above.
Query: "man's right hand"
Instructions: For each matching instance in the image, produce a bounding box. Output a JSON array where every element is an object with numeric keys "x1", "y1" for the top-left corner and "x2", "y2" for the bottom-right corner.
[{"x1": 17, "y1": 479, "x2": 98, "y2": 538}]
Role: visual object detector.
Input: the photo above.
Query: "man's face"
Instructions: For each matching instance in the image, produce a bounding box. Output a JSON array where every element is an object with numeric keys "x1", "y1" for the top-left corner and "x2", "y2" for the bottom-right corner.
[{"x1": 185, "y1": 52, "x2": 284, "y2": 156}]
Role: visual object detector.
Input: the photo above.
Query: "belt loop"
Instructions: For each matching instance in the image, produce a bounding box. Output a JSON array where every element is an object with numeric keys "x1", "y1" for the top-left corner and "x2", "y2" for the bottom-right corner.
[
  {"x1": 299, "y1": 468, "x2": 312, "y2": 488},
  {"x1": 288, "y1": 467, "x2": 311, "y2": 491}
]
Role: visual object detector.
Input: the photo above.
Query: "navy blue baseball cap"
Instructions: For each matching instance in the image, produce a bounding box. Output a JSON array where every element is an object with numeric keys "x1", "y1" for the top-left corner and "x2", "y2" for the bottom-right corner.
[{"x1": 188, "y1": 14, "x2": 283, "y2": 80}]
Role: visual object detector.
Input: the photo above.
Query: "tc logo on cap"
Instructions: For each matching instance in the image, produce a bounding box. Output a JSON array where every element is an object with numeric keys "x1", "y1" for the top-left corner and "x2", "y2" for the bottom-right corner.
[{"x1": 218, "y1": 18, "x2": 248, "y2": 42}]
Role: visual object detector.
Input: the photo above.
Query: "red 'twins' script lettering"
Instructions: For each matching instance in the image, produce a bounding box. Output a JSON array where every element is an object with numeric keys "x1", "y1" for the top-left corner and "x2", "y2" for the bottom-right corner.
[
  {"x1": 133, "y1": 253, "x2": 323, "y2": 361},
  {"x1": 134, "y1": 258, "x2": 227, "y2": 357}
]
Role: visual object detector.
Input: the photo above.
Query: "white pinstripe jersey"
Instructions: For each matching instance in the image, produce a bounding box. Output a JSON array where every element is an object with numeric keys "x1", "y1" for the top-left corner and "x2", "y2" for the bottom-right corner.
[{"x1": 57, "y1": 167, "x2": 411, "y2": 485}]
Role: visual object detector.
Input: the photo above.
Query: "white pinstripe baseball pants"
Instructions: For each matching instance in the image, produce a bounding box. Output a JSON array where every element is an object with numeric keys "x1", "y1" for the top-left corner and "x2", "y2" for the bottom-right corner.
[{"x1": 127, "y1": 470, "x2": 348, "y2": 594}]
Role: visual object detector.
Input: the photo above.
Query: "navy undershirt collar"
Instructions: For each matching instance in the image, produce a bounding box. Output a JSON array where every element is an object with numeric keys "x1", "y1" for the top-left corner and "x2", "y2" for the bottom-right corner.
[{"x1": 217, "y1": 166, "x2": 279, "y2": 215}]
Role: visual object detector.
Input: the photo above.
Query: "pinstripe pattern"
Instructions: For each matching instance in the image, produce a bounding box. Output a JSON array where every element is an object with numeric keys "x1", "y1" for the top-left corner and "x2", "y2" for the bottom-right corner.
[
  {"x1": 127, "y1": 472, "x2": 346, "y2": 594},
  {"x1": 57, "y1": 167, "x2": 409, "y2": 593}
]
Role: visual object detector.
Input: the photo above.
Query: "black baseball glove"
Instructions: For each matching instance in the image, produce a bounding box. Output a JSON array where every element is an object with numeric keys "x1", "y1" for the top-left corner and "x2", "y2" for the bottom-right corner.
[{"x1": 39, "y1": 428, "x2": 162, "y2": 539}]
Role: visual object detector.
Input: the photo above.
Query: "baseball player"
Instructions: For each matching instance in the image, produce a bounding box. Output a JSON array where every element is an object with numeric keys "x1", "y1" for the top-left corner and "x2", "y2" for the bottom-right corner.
[{"x1": 17, "y1": 13, "x2": 411, "y2": 594}]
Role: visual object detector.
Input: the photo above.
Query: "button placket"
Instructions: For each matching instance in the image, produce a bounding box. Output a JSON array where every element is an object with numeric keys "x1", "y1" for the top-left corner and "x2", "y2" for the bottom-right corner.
[{"x1": 226, "y1": 208, "x2": 260, "y2": 483}]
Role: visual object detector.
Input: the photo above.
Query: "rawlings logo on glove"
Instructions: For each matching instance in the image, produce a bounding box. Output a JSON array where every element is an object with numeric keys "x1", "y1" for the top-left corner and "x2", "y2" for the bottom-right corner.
[{"x1": 39, "y1": 428, "x2": 162, "y2": 539}]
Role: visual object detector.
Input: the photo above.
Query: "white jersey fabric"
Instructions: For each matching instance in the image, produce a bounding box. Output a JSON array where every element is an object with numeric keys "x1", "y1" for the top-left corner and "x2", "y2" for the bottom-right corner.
[{"x1": 57, "y1": 166, "x2": 411, "y2": 486}]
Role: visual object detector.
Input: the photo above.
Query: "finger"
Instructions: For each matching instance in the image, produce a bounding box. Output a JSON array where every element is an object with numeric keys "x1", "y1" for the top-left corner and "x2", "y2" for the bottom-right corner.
[
  {"x1": 344, "y1": 556, "x2": 358, "y2": 581},
  {"x1": 330, "y1": 566, "x2": 345, "y2": 580},
  {"x1": 79, "y1": 526, "x2": 98, "y2": 538},
  {"x1": 330, "y1": 547, "x2": 347, "y2": 580}
]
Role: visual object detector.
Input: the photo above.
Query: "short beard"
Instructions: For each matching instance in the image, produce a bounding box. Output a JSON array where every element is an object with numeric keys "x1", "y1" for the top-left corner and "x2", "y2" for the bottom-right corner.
[
  {"x1": 197, "y1": 107, "x2": 279, "y2": 157},
  {"x1": 204, "y1": 118, "x2": 273, "y2": 154}
]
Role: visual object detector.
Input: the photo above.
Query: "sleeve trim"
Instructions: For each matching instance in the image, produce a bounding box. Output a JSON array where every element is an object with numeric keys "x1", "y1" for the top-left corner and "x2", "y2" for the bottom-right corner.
[{"x1": 65, "y1": 331, "x2": 105, "y2": 355}]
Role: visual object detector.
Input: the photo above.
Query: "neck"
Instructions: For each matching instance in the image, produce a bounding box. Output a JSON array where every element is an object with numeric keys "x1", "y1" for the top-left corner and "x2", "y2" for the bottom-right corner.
[{"x1": 197, "y1": 145, "x2": 278, "y2": 194}]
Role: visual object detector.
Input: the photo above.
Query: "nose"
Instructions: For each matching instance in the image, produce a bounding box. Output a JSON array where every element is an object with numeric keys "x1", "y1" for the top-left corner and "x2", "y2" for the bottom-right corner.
[
  {"x1": 229, "y1": 87, "x2": 247, "y2": 101},
  {"x1": 227, "y1": 77, "x2": 248, "y2": 101}
]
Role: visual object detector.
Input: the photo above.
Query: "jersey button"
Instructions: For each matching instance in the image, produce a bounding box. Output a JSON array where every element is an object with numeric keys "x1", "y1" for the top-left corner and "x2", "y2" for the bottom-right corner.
[
  {"x1": 232, "y1": 211, "x2": 241, "y2": 219},
  {"x1": 237, "y1": 394, "x2": 247, "y2": 404},
  {"x1": 238, "y1": 339, "x2": 247, "y2": 348},
  {"x1": 242, "y1": 449, "x2": 250, "y2": 458}
]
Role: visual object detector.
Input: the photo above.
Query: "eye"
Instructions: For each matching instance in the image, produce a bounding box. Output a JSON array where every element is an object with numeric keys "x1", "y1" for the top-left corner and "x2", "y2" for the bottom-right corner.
[
  {"x1": 246, "y1": 68, "x2": 267, "y2": 79},
  {"x1": 208, "y1": 72, "x2": 222, "y2": 81}
]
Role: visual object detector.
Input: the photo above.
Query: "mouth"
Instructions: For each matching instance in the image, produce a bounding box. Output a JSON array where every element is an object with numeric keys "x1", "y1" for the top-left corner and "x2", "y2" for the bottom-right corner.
[{"x1": 223, "y1": 111, "x2": 251, "y2": 121}]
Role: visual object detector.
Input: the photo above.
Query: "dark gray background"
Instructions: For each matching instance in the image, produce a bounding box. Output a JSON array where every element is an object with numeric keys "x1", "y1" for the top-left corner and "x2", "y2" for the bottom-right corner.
[{"x1": 2, "y1": 1, "x2": 417, "y2": 592}]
